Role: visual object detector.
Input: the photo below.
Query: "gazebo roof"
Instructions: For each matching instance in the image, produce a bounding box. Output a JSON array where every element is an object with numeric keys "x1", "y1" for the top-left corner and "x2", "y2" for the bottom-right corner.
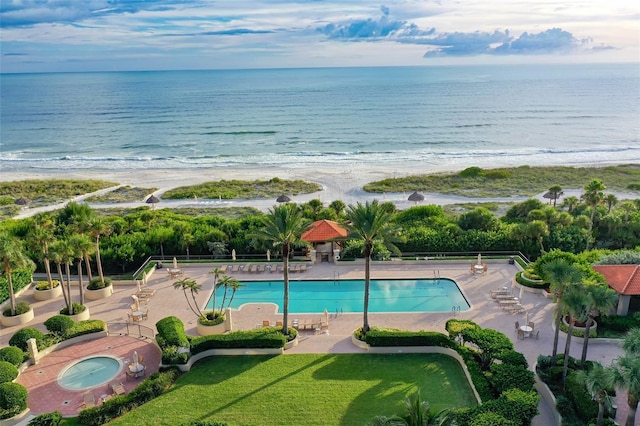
[
  {"x1": 301, "y1": 220, "x2": 348, "y2": 243},
  {"x1": 592, "y1": 264, "x2": 640, "y2": 296}
]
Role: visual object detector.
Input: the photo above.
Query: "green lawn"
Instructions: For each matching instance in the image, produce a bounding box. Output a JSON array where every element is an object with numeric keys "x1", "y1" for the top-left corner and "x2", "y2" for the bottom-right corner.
[{"x1": 110, "y1": 353, "x2": 477, "y2": 426}]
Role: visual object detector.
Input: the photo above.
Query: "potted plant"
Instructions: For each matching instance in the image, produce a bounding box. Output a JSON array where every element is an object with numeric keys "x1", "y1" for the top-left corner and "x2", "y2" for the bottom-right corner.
[
  {"x1": 60, "y1": 302, "x2": 90, "y2": 321},
  {"x1": 85, "y1": 277, "x2": 113, "y2": 300},
  {"x1": 33, "y1": 279, "x2": 62, "y2": 301},
  {"x1": 197, "y1": 310, "x2": 227, "y2": 336},
  {"x1": 1, "y1": 301, "x2": 34, "y2": 327}
]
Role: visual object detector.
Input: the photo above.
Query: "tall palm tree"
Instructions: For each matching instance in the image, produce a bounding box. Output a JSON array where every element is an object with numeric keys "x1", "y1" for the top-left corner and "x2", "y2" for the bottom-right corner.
[
  {"x1": 561, "y1": 196, "x2": 580, "y2": 213},
  {"x1": 580, "y1": 285, "x2": 618, "y2": 364},
  {"x1": 619, "y1": 201, "x2": 637, "y2": 225},
  {"x1": 27, "y1": 215, "x2": 56, "y2": 287},
  {"x1": 603, "y1": 193, "x2": 618, "y2": 213},
  {"x1": 173, "y1": 277, "x2": 203, "y2": 318},
  {"x1": 49, "y1": 240, "x2": 72, "y2": 311},
  {"x1": 253, "y1": 203, "x2": 311, "y2": 335},
  {"x1": 561, "y1": 286, "x2": 589, "y2": 385},
  {"x1": 76, "y1": 234, "x2": 95, "y2": 282},
  {"x1": 208, "y1": 267, "x2": 225, "y2": 315},
  {"x1": 575, "y1": 363, "x2": 615, "y2": 426},
  {"x1": 0, "y1": 231, "x2": 35, "y2": 316},
  {"x1": 525, "y1": 220, "x2": 549, "y2": 254},
  {"x1": 68, "y1": 234, "x2": 88, "y2": 305},
  {"x1": 88, "y1": 217, "x2": 111, "y2": 284},
  {"x1": 344, "y1": 200, "x2": 402, "y2": 334},
  {"x1": 582, "y1": 179, "x2": 606, "y2": 250},
  {"x1": 542, "y1": 259, "x2": 583, "y2": 364}
]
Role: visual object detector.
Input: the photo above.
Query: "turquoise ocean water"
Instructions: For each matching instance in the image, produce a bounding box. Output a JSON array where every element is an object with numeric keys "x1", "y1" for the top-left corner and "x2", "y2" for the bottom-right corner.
[{"x1": 1, "y1": 63, "x2": 639, "y2": 173}]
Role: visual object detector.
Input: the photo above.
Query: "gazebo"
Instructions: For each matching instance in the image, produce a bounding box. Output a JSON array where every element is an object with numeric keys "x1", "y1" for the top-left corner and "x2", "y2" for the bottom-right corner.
[
  {"x1": 301, "y1": 220, "x2": 348, "y2": 263},
  {"x1": 592, "y1": 264, "x2": 640, "y2": 315}
]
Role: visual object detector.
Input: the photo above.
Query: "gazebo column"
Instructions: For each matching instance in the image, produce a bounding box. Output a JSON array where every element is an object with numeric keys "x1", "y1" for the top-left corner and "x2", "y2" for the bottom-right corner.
[{"x1": 616, "y1": 294, "x2": 631, "y2": 316}]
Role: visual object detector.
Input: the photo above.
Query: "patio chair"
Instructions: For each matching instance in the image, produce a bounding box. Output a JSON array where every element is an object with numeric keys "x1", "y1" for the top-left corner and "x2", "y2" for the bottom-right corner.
[
  {"x1": 262, "y1": 320, "x2": 271, "y2": 327},
  {"x1": 110, "y1": 381, "x2": 126, "y2": 396},
  {"x1": 275, "y1": 320, "x2": 283, "y2": 327},
  {"x1": 514, "y1": 321, "x2": 520, "y2": 333},
  {"x1": 528, "y1": 321, "x2": 535, "y2": 330},
  {"x1": 141, "y1": 309, "x2": 149, "y2": 321},
  {"x1": 291, "y1": 318, "x2": 299, "y2": 328},
  {"x1": 532, "y1": 330, "x2": 540, "y2": 339},
  {"x1": 82, "y1": 393, "x2": 97, "y2": 408},
  {"x1": 517, "y1": 329, "x2": 525, "y2": 340}
]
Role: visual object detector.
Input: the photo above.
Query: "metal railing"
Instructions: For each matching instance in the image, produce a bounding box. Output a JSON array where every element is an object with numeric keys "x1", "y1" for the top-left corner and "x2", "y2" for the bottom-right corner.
[{"x1": 107, "y1": 321, "x2": 155, "y2": 339}]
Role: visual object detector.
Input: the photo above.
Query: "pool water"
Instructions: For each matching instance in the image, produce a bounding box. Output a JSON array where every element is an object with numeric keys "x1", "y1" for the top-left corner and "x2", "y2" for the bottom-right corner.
[
  {"x1": 206, "y1": 278, "x2": 470, "y2": 313},
  {"x1": 58, "y1": 356, "x2": 122, "y2": 391}
]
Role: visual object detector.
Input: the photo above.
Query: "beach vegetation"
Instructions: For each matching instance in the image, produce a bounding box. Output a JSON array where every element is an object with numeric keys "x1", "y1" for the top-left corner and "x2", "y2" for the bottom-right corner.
[
  {"x1": 363, "y1": 164, "x2": 640, "y2": 197},
  {"x1": 0, "y1": 179, "x2": 117, "y2": 208},
  {"x1": 0, "y1": 231, "x2": 35, "y2": 316},
  {"x1": 162, "y1": 178, "x2": 321, "y2": 200},
  {"x1": 84, "y1": 186, "x2": 158, "y2": 203}
]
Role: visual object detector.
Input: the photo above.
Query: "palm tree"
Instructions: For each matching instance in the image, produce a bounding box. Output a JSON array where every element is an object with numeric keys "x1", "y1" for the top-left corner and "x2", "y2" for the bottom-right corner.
[
  {"x1": 604, "y1": 193, "x2": 618, "y2": 213},
  {"x1": 49, "y1": 240, "x2": 71, "y2": 311},
  {"x1": 525, "y1": 220, "x2": 549, "y2": 253},
  {"x1": 253, "y1": 203, "x2": 311, "y2": 335},
  {"x1": 582, "y1": 179, "x2": 606, "y2": 250},
  {"x1": 88, "y1": 217, "x2": 111, "y2": 284},
  {"x1": 0, "y1": 231, "x2": 35, "y2": 316},
  {"x1": 542, "y1": 259, "x2": 583, "y2": 364},
  {"x1": 581, "y1": 285, "x2": 618, "y2": 364},
  {"x1": 561, "y1": 286, "x2": 589, "y2": 385},
  {"x1": 561, "y1": 196, "x2": 580, "y2": 213},
  {"x1": 76, "y1": 234, "x2": 95, "y2": 282},
  {"x1": 51, "y1": 239, "x2": 76, "y2": 314},
  {"x1": 548, "y1": 185, "x2": 564, "y2": 207},
  {"x1": 611, "y1": 330, "x2": 640, "y2": 426},
  {"x1": 208, "y1": 267, "x2": 225, "y2": 315},
  {"x1": 344, "y1": 200, "x2": 402, "y2": 334},
  {"x1": 27, "y1": 215, "x2": 56, "y2": 287},
  {"x1": 173, "y1": 277, "x2": 203, "y2": 318},
  {"x1": 575, "y1": 363, "x2": 615, "y2": 426},
  {"x1": 68, "y1": 234, "x2": 88, "y2": 305},
  {"x1": 619, "y1": 201, "x2": 637, "y2": 225}
]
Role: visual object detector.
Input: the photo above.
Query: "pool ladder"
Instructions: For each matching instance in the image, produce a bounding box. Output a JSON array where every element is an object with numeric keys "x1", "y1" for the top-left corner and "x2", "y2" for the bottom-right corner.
[
  {"x1": 451, "y1": 305, "x2": 461, "y2": 316},
  {"x1": 433, "y1": 270, "x2": 440, "y2": 278},
  {"x1": 333, "y1": 271, "x2": 340, "y2": 285}
]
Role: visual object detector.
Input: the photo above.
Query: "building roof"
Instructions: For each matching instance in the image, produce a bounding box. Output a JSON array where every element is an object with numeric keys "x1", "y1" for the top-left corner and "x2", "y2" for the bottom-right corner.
[
  {"x1": 301, "y1": 220, "x2": 348, "y2": 243},
  {"x1": 592, "y1": 264, "x2": 640, "y2": 296}
]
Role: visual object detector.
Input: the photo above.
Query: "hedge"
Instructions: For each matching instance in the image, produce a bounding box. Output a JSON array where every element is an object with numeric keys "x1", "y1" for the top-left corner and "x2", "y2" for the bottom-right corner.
[
  {"x1": 0, "y1": 361, "x2": 19, "y2": 384},
  {"x1": 77, "y1": 370, "x2": 179, "y2": 426},
  {"x1": 0, "y1": 270, "x2": 32, "y2": 305},
  {"x1": 9, "y1": 327, "x2": 46, "y2": 351},
  {"x1": 488, "y1": 363, "x2": 535, "y2": 395},
  {"x1": 190, "y1": 329, "x2": 287, "y2": 354},
  {"x1": 65, "y1": 320, "x2": 107, "y2": 339},
  {"x1": 363, "y1": 329, "x2": 456, "y2": 348},
  {"x1": 565, "y1": 370, "x2": 598, "y2": 422},
  {"x1": 0, "y1": 382, "x2": 28, "y2": 420},
  {"x1": 27, "y1": 411, "x2": 62, "y2": 426},
  {"x1": 156, "y1": 316, "x2": 190, "y2": 348},
  {"x1": 44, "y1": 315, "x2": 75, "y2": 335}
]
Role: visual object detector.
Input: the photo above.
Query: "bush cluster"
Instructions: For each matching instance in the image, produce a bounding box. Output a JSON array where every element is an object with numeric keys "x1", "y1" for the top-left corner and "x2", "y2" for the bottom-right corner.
[
  {"x1": 156, "y1": 316, "x2": 191, "y2": 364},
  {"x1": 27, "y1": 411, "x2": 62, "y2": 426},
  {"x1": 0, "y1": 361, "x2": 19, "y2": 384},
  {"x1": 2, "y1": 300, "x2": 31, "y2": 317},
  {"x1": 0, "y1": 270, "x2": 32, "y2": 305},
  {"x1": 86, "y1": 277, "x2": 112, "y2": 290},
  {"x1": 0, "y1": 346, "x2": 24, "y2": 366},
  {"x1": 35, "y1": 280, "x2": 59, "y2": 290},
  {"x1": 76, "y1": 370, "x2": 179, "y2": 426},
  {"x1": 0, "y1": 382, "x2": 28, "y2": 420},
  {"x1": 59, "y1": 302, "x2": 86, "y2": 315},
  {"x1": 9, "y1": 327, "x2": 45, "y2": 351},
  {"x1": 44, "y1": 315, "x2": 75, "y2": 335},
  {"x1": 190, "y1": 329, "x2": 287, "y2": 354}
]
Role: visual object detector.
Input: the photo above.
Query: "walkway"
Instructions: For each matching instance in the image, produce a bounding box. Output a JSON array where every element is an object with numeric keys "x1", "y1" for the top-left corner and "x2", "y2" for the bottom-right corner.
[{"x1": 3, "y1": 260, "x2": 636, "y2": 425}]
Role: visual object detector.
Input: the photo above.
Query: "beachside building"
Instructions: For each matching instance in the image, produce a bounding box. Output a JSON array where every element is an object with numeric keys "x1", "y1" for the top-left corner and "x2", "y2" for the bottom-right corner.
[
  {"x1": 592, "y1": 264, "x2": 640, "y2": 315},
  {"x1": 301, "y1": 220, "x2": 348, "y2": 264}
]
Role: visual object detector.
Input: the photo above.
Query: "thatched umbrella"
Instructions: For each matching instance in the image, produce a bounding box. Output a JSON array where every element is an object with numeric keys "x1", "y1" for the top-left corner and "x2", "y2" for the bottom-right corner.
[
  {"x1": 408, "y1": 191, "x2": 425, "y2": 205},
  {"x1": 14, "y1": 197, "x2": 31, "y2": 206},
  {"x1": 145, "y1": 195, "x2": 160, "y2": 209},
  {"x1": 276, "y1": 194, "x2": 292, "y2": 203}
]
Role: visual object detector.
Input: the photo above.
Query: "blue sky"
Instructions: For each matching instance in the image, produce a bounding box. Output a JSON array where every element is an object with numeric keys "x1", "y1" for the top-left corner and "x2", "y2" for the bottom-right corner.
[{"x1": 1, "y1": 0, "x2": 638, "y2": 73}]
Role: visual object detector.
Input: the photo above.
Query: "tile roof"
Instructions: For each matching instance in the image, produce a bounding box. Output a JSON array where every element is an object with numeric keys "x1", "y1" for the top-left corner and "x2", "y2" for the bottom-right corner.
[
  {"x1": 301, "y1": 220, "x2": 348, "y2": 242},
  {"x1": 592, "y1": 264, "x2": 640, "y2": 296}
]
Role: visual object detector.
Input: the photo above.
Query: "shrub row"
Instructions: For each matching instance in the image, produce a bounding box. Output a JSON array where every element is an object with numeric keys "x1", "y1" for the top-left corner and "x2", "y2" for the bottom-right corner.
[
  {"x1": 515, "y1": 271, "x2": 547, "y2": 289},
  {"x1": 190, "y1": 329, "x2": 287, "y2": 354},
  {"x1": 0, "y1": 382, "x2": 28, "y2": 420},
  {"x1": 0, "y1": 346, "x2": 25, "y2": 366},
  {"x1": 0, "y1": 270, "x2": 32, "y2": 305},
  {"x1": 363, "y1": 328, "x2": 456, "y2": 348},
  {"x1": 77, "y1": 370, "x2": 179, "y2": 426},
  {"x1": 156, "y1": 316, "x2": 190, "y2": 348},
  {"x1": 27, "y1": 411, "x2": 62, "y2": 426}
]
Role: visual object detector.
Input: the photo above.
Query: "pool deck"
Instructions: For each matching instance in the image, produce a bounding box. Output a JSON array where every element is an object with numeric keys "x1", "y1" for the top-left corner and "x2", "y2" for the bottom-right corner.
[{"x1": 2, "y1": 260, "x2": 637, "y2": 425}]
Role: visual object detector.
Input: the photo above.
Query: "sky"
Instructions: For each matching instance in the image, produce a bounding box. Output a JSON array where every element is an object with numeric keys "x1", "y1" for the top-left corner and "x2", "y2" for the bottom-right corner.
[{"x1": 1, "y1": 0, "x2": 638, "y2": 73}]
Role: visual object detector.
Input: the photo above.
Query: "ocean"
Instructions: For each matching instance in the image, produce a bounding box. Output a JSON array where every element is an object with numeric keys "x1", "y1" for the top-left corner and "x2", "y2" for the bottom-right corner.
[{"x1": 1, "y1": 63, "x2": 639, "y2": 174}]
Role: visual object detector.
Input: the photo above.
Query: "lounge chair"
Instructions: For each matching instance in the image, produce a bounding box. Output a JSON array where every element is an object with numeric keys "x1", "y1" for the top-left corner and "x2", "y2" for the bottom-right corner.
[
  {"x1": 270, "y1": 264, "x2": 280, "y2": 273},
  {"x1": 258, "y1": 264, "x2": 266, "y2": 272},
  {"x1": 249, "y1": 264, "x2": 258, "y2": 273},
  {"x1": 231, "y1": 264, "x2": 240, "y2": 273},
  {"x1": 262, "y1": 320, "x2": 271, "y2": 327},
  {"x1": 275, "y1": 320, "x2": 283, "y2": 327},
  {"x1": 110, "y1": 381, "x2": 126, "y2": 396},
  {"x1": 82, "y1": 393, "x2": 97, "y2": 408},
  {"x1": 219, "y1": 264, "x2": 228, "y2": 273},
  {"x1": 298, "y1": 264, "x2": 307, "y2": 273}
]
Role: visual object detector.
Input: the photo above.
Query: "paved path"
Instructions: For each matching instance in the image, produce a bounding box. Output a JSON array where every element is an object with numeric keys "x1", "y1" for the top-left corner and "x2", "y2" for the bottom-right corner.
[{"x1": 3, "y1": 261, "x2": 636, "y2": 425}]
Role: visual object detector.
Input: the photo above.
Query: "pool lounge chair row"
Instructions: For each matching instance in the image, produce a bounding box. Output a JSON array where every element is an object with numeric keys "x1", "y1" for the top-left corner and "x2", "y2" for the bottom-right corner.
[{"x1": 222, "y1": 263, "x2": 309, "y2": 274}]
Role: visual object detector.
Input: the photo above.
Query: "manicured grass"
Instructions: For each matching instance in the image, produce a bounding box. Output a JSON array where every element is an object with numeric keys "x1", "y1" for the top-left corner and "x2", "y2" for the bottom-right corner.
[
  {"x1": 364, "y1": 164, "x2": 640, "y2": 197},
  {"x1": 85, "y1": 185, "x2": 158, "y2": 203},
  {"x1": 162, "y1": 178, "x2": 322, "y2": 200},
  {"x1": 110, "y1": 353, "x2": 477, "y2": 426},
  {"x1": 0, "y1": 179, "x2": 117, "y2": 207}
]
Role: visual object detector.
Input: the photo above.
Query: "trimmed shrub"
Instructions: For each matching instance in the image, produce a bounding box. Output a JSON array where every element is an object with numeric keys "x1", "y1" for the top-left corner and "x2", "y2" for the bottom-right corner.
[
  {"x1": 161, "y1": 345, "x2": 189, "y2": 365},
  {"x1": 445, "y1": 319, "x2": 480, "y2": 338},
  {"x1": 198, "y1": 311, "x2": 225, "y2": 326},
  {"x1": 476, "y1": 389, "x2": 540, "y2": 426},
  {"x1": 0, "y1": 382, "x2": 28, "y2": 420},
  {"x1": 156, "y1": 316, "x2": 189, "y2": 348},
  {"x1": 565, "y1": 370, "x2": 598, "y2": 422},
  {"x1": 60, "y1": 302, "x2": 86, "y2": 315},
  {"x1": 44, "y1": 315, "x2": 75, "y2": 335},
  {"x1": 178, "y1": 422, "x2": 229, "y2": 426},
  {"x1": 2, "y1": 301, "x2": 31, "y2": 317},
  {"x1": 27, "y1": 411, "x2": 62, "y2": 426},
  {"x1": 35, "y1": 280, "x2": 60, "y2": 290},
  {"x1": 9, "y1": 327, "x2": 45, "y2": 351},
  {"x1": 469, "y1": 411, "x2": 517, "y2": 426},
  {"x1": 0, "y1": 270, "x2": 32, "y2": 305},
  {"x1": 86, "y1": 277, "x2": 112, "y2": 290},
  {"x1": 363, "y1": 329, "x2": 456, "y2": 348},
  {"x1": 0, "y1": 346, "x2": 24, "y2": 367},
  {"x1": 455, "y1": 345, "x2": 493, "y2": 402},
  {"x1": 76, "y1": 370, "x2": 179, "y2": 426},
  {"x1": 488, "y1": 363, "x2": 535, "y2": 394},
  {"x1": 496, "y1": 350, "x2": 528, "y2": 369},
  {"x1": 190, "y1": 329, "x2": 287, "y2": 354},
  {"x1": 66, "y1": 320, "x2": 106, "y2": 339},
  {"x1": 0, "y1": 361, "x2": 19, "y2": 384}
]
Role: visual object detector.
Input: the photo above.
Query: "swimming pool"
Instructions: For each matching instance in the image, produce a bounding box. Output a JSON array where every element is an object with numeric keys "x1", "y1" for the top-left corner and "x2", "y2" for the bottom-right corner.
[
  {"x1": 57, "y1": 356, "x2": 122, "y2": 391},
  {"x1": 206, "y1": 278, "x2": 470, "y2": 313}
]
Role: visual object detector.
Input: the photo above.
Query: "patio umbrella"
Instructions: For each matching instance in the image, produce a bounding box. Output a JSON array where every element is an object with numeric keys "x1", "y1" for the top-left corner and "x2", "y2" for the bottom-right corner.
[
  {"x1": 131, "y1": 295, "x2": 140, "y2": 311},
  {"x1": 266, "y1": 249, "x2": 271, "y2": 262},
  {"x1": 408, "y1": 191, "x2": 425, "y2": 205},
  {"x1": 14, "y1": 197, "x2": 31, "y2": 206},
  {"x1": 276, "y1": 194, "x2": 291, "y2": 203},
  {"x1": 232, "y1": 249, "x2": 236, "y2": 261},
  {"x1": 477, "y1": 253, "x2": 482, "y2": 265},
  {"x1": 133, "y1": 351, "x2": 139, "y2": 367},
  {"x1": 173, "y1": 257, "x2": 178, "y2": 269},
  {"x1": 145, "y1": 195, "x2": 160, "y2": 209},
  {"x1": 324, "y1": 308, "x2": 328, "y2": 324}
]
